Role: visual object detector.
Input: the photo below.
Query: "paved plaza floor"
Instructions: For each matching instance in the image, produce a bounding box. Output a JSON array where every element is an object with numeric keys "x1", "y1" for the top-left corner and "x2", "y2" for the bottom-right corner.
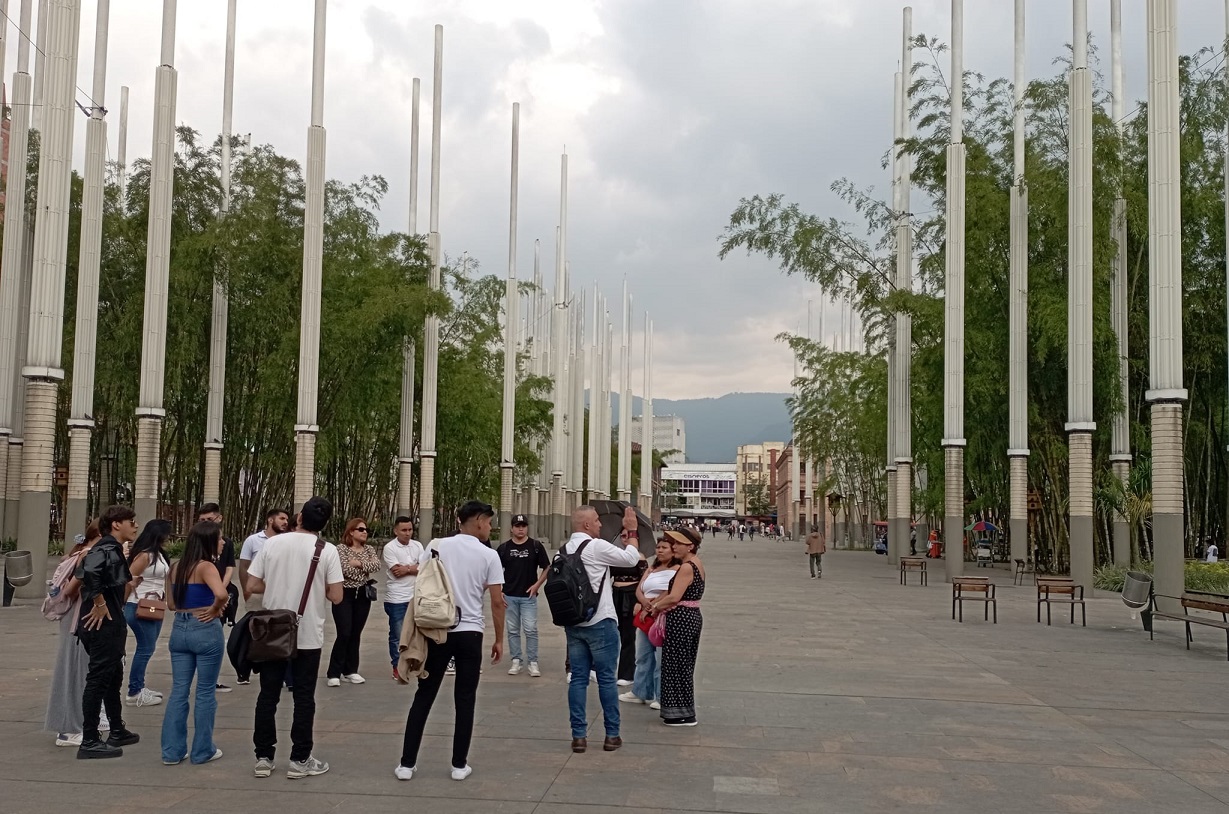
[{"x1": 3, "y1": 538, "x2": 1229, "y2": 813}]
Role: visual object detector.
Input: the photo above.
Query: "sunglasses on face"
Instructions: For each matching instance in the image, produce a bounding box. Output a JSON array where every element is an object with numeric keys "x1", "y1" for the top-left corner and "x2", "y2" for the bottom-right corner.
[{"x1": 355, "y1": 527, "x2": 369, "y2": 533}]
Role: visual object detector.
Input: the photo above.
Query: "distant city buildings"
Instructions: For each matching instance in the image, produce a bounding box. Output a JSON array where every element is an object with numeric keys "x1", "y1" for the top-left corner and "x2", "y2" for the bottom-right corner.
[
  {"x1": 629, "y1": 413, "x2": 685, "y2": 464},
  {"x1": 735, "y1": 442, "x2": 783, "y2": 517},
  {"x1": 659, "y1": 462, "x2": 735, "y2": 520}
]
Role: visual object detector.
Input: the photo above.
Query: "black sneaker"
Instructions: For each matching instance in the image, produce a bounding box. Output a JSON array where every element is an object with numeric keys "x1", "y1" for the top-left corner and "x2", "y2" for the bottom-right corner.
[
  {"x1": 106, "y1": 729, "x2": 140, "y2": 747},
  {"x1": 236, "y1": 677, "x2": 250, "y2": 685},
  {"x1": 78, "y1": 740, "x2": 123, "y2": 759},
  {"x1": 215, "y1": 683, "x2": 232, "y2": 693},
  {"x1": 663, "y1": 717, "x2": 698, "y2": 727}
]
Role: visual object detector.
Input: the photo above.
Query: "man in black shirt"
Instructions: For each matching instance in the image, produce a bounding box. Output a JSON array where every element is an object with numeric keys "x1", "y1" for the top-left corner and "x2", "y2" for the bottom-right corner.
[
  {"x1": 76, "y1": 505, "x2": 141, "y2": 759},
  {"x1": 197, "y1": 503, "x2": 237, "y2": 693},
  {"x1": 496, "y1": 515, "x2": 549, "y2": 678}
]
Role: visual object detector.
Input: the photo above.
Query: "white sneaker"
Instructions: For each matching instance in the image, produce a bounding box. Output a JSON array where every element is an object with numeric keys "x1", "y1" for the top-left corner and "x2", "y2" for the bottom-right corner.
[
  {"x1": 507, "y1": 659, "x2": 523, "y2": 675},
  {"x1": 254, "y1": 758, "x2": 274, "y2": 777},
  {"x1": 617, "y1": 679, "x2": 633, "y2": 686},
  {"x1": 126, "y1": 688, "x2": 163, "y2": 707},
  {"x1": 56, "y1": 732, "x2": 82, "y2": 747},
  {"x1": 149, "y1": 688, "x2": 164, "y2": 698},
  {"x1": 619, "y1": 691, "x2": 644, "y2": 704},
  {"x1": 394, "y1": 764, "x2": 416, "y2": 781},
  {"x1": 287, "y1": 755, "x2": 329, "y2": 779},
  {"x1": 207, "y1": 748, "x2": 223, "y2": 763},
  {"x1": 342, "y1": 673, "x2": 365, "y2": 684},
  {"x1": 528, "y1": 661, "x2": 541, "y2": 677},
  {"x1": 649, "y1": 700, "x2": 661, "y2": 710},
  {"x1": 326, "y1": 677, "x2": 341, "y2": 687},
  {"x1": 451, "y1": 764, "x2": 473, "y2": 781},
  {"x1": 565, "y1": 671, "x2": 571, "y2": 682},
  {"x1": 590, "y1": 671, "x2": 597, "y2": 681},
  {"x1": 445, "y1": 659, "x2": 456, "y2": 675}
]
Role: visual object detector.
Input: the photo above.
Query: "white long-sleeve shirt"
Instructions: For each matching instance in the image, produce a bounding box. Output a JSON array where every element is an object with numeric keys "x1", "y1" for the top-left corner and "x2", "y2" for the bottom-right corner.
[{"x1": 562, "y1": 531, "x2": 642, "y2": 627}]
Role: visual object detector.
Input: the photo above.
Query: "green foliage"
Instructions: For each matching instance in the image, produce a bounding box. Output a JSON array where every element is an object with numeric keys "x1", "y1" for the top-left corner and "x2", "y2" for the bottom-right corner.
[
  {"x1": 722, "y1": 34, "x2": 1229, "y2": 566},
  {"x1": 1094, "y1": 560, "x2": 1229, "y2": 594}
]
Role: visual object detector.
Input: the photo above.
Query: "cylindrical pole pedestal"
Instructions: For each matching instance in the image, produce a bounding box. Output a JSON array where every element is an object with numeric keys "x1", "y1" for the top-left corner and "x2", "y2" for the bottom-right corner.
[
  {"x1": 202, "y1": 444, "x2": 222, "y2": 506},
  {"x1": 944, "y1": 445, "x2": 965, "y2": 582},
  {"x1": 64, "y1": 424, "x2": 91, "y2": 543},
  {"x1": 16, "y1": 379, "x2": 56, "y2": 596},
  {"x1": 134, "y1": 415, "x2": 161, "y2": 525},
  {"x1": 1009, "y1": 455, "x2": 1028, "y2": 566},
  {"x1": 1068, "y1": 431, "x2": 1094, "y2": 590},
  {"x1": 294, "y1": 430, "x2": 316, "y2": 512},
  {"x1": 1151, "y1": 403, "x2": 1184, "y2": 608}
]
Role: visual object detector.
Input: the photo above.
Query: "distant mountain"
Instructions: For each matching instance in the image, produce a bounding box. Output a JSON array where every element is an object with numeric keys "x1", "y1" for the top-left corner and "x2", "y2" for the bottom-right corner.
[{"x1": 612, "y1": 392, "x2": 792, "y2": 463}]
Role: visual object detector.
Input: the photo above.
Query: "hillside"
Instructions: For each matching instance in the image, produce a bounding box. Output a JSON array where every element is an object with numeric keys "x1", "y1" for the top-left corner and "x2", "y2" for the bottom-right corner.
[{"x1": 612, "y1": 391, "x2": 791, "y2": 463}]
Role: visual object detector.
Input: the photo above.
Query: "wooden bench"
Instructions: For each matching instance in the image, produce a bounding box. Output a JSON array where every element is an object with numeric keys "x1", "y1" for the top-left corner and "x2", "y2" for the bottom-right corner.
[
  {"x1": 952, "y1": 576, "x2": 996, "y2": 623},
  {"x1": 900, "y1": 557, "x2": 927, "y2": 586},
  {"x1": 1151, "y1": 592, "x2": 1229, "y2": 660},
  {"x1": 1036, "y1": 577, "x2": 1085, "y2": 626}
]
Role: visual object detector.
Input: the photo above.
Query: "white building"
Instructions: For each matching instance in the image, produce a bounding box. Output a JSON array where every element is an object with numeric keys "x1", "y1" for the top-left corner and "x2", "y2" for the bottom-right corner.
[
  {"x1": 629, "y1": 413, "x2": 686, "y2": 464},
  {"x1": 659, "y1": 462, "x2": 736, "y2": 520}
]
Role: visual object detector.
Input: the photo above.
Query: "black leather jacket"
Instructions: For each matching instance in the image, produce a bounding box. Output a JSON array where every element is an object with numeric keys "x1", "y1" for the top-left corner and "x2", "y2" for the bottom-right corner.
[{"x1": 74, "y1": 536, "x2": 132, "y2": 623}]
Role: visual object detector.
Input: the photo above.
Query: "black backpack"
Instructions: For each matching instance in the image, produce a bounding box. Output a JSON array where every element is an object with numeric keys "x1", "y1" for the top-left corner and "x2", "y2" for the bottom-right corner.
[{"x1": 544, "y1": 538, "x2": 604, "y2": 627}]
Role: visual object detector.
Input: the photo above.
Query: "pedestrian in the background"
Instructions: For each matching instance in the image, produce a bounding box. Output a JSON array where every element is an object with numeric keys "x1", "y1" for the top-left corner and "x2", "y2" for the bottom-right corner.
[
  {"x1": 124, "y1": 519, "x2": 173, "y2": 707},
  {"x1": 383, "y1": 516, "x2": 423, "y2": 682},
  {"x1": 497, "y1": 514, "x2": 549, "y2": 678},
  {"x1": 806, "y1": 525, "x2": 826, "y2": 579},
  {"x1": 327, "y1": 517, "x2": 382, "y2": 686}
]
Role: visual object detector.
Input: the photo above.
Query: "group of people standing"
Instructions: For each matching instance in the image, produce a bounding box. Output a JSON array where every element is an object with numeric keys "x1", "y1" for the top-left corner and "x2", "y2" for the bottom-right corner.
[{"x1": 40, "y1": 496, "x2": 709, "y2": 782}]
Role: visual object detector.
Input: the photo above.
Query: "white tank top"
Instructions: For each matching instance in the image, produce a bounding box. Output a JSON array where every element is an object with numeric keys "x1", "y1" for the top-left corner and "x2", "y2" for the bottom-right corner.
[
  {"x1": 128, "y1": 553, "x2": 170, "y2": 602},
  {"x1": 641, "y1": 567, "x2": 676, "y2": 599}
]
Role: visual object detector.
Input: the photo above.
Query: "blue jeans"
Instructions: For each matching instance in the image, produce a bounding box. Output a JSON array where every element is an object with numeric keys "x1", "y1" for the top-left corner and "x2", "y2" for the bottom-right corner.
[
  {"x1": 160, "y1": 612, "x2": 224, "y2": 763},
  {"x1": 505, "y1": 595, "x2": 540, "y2": 663},
  {"x1": 564, "y1": 618, "x2": 620, "y2": 738},
  {"x1": 633, "y1": 628, "x2": 661, "y2": 702},
  {"x1": 385, "y1": 602, "x2": 408, "y2": 667},
  {"x1": 123, "y1": 602, "x2": 164, "y2": 696}
]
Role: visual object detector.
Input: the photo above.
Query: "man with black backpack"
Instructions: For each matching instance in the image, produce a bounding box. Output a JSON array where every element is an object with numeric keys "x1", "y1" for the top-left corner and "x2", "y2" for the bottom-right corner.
[{"x1": 547, "y1": 505, "x2": 643, "y2": 754}]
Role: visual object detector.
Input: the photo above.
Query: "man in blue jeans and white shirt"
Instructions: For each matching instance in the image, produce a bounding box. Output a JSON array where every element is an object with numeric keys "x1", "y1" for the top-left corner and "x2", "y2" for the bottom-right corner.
[
  {"x1": 383, "y1": 516, "x2": 423, "y2": 682},
  {"x1": 562, "y1": 505, "x2": 644, "y2": 754},
  {"x1": 497, "y1": 514, "x2": 549, "y2": 678}
]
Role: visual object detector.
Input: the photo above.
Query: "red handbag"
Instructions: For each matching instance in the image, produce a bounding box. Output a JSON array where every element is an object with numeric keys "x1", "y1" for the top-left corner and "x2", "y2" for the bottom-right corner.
[{"x1": 633, "y1": 609, "x2": 654, "y2": 634}]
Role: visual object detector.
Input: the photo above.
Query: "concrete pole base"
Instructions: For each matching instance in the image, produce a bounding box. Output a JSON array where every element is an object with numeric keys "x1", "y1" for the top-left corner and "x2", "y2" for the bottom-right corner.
[
  {"x1": 134, "y1": 416, "x2": 162, "y2": 526},
  {"x1": 886, "y1": 468, "x2": 898, "y2": 564},
  {"x1": 294, "y1": 431, "x2": 317, "y2": 512},
  {"x1": 1068, "y1": 431, "x2": 1095, "y2": 591},
  {"x1": 0, "y1": 436, "x2": 8, "y2": 537},
  {"x1": 1151, "y1": 402, "x2": 1185, "y2": 610},
  {"x1": 1008, "y1": 455, "x2": 1028, "y2": 566},
  {"x1": 5, "y1": 441, "x2": 24, "y2": 541},
  {"x1": 202, "y1": 446, "x2": 222, "y2": 506},
  {"x1": 499, "y1": 466, "x2": 514, "y2": 543},
  {"x1": 944, "y1": 445, "x2": 965, "y2": 582},
  {"x1": 1111, "y1": 460, "x2": 1131, "y2": 566},
  {"x1": 418, "y1": 454, "x2": 436, "y2": 543},
  {"x1": 550, "y1": 477, "x2": 565, "y2": 552},
  {"x1": 17, "y1": 379, "x2": 58, "y2": 597},
  {"x1": 396, "y1": 460, "x2": 414, "y2": 519},
  {"x1": 897, "y1": 462, "x2": 913, "y2": 558},
  {"x1": 65, "y1": 426, "x2": 92, "y2": 545}
]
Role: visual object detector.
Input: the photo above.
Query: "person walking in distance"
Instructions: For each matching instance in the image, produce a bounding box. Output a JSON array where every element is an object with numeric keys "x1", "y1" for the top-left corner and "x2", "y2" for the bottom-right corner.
[
  {"x1": 561, "y1": 506, "x2": 644, "y2": 754},
  {"x1": 806, "y1": 524, "x2": 826, "y2": 579},
  {"x1": 76, "y1": 505, "x2": 142, "y2": 759},
  {"x1": 236, "y1": 508, "x2": 289, "y2": 686},
  {"x1": 383, "y1": 516, "x2": 423, "y2": 682},
  {"x1": 245, "y1": 497, "x2": 343, "y2": 779},
  {"x1": 397, "y1": 501, "x2": 506, "y2": 782},
  {"x1": 497, "y1": 514, "x2": 549, "y2": 678},
  {"x1": 326, "y1": 517, "x2": 382, "y2": 686}
]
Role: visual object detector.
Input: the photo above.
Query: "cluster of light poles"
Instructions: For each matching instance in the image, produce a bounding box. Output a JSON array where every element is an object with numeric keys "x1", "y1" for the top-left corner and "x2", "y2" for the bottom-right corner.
[{"x1": 875, "y1": 0, "x2": 1187, "y2": 599}]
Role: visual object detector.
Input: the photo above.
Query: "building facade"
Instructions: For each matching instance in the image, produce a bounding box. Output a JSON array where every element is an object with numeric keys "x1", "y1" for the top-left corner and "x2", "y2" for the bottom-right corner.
[
  {"x1": 736, "y1": 442, "x2": 784, "y2": 517},
  {"x1": 628, "y1": 413, "x2": 686, "y2": 464},
  {"x1": 659, "y1": 462, "x2": 736, "y2": 521}
]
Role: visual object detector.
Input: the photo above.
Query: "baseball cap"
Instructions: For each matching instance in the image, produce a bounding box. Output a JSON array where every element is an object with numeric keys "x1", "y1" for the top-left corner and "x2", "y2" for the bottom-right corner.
[{"x1": 512, "y1": 514, "x2": 529, "y2": 526}]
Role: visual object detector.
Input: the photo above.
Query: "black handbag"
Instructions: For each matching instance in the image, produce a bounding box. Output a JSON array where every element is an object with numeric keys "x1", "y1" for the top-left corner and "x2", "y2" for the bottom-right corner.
[
  {"x1": 245, "y1": 540, "x2": 325, "y2": 663},
  {"x1": 362, "y1": 579, "x2": 377, "y2": 602}
]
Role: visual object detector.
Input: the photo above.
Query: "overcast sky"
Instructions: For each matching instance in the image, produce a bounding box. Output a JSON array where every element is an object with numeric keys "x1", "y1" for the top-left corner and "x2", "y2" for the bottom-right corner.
[{"x1": 17, "y1": 0, "x2": 1229, "y2": 399}]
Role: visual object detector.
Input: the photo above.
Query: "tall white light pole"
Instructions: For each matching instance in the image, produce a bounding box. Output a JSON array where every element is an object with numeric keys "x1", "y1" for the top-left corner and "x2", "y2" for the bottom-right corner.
[
  {"x1": 943, "y1": 0, "x2": 967, "y2": 582},
  {"x1": 1110, "y1": 0, "x2": 1131, "y2": 566},
  {"x1": 602, "y1": 314, "x2": 613, "y2": 497},
  {"x1": 548, "y1": 154, "x2": 568, "y2": 545},
  {"x1": 0, "y1": 0, "x2": 34, "y2": 539},
  {"x1": 203, "y1": 0, "x2": 236, "y2": 507},
  {"x1": 1067, "y1": 0, "x2": 1095, "y2": 592},
  {"x1": 1147, "y1": 1, "x2": 1186, "y2": 606},
  {"x1": 586, "y1": 286, "x2": 600, "y2": 500},
  {"x1": 499, "y1": 102, "x2": 520, "y2": 536},
  {"x1": 417, "y1": 25, "x2": 443, "y2": 540},
  {"x1": 16, "y1": 0, "x2": 80, "y2": 593},
  {"x1": 397, "y1": 76, "x2": 420, "y2": 519},
  {"x1": 893, "y1": 7, "x2": 914, "y2": 565},
  {"x1": 790, "y1": 345, "x2": 801, "y2": 540},
  {"x1": 639, "y1": 315, "x2": 653, "y2": 513},
  {"x1": 886, "y1": 72, "x2": 900, "y2": 563},
  {"x1": 570, "y1": 287, "x2": 586, "y2": 509},
  {"x1": 65, "y1": 0, "x2": 111, "y2": 539},
  {"x1": 1008, "y1": 0, "x2": 1030, "y2": 572},
  {"x1": 617, "y1": 281, "x2": 632, "y2": 503},
  {"x1": 117, "y1": 85, "x2": 128, "y2": 198},
  {"x1": 134, "y1": 0, "x2": 179, "y2": 524}
]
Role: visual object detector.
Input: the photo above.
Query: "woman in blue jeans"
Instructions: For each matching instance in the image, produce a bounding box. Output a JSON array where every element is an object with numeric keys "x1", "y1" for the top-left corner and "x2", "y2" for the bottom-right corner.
[
  {"x1": 161, "y1": 521, "x2": 230, "y2": 765},
  {"x1": 621, "y1": 539, "x2": 678, "y2": 708},
  {"x1": 124, "y1": 519, "x2": 172, "y2": 706}
]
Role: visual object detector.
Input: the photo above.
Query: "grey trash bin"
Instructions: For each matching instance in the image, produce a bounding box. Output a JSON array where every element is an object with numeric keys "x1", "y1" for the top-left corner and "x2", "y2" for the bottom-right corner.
[
  {"x1": 1121, "y1": 571, "x2": 1153, "y2": 631},
  {"x1": 3, "y1": 550, "x2": 34, "y2": 607}
]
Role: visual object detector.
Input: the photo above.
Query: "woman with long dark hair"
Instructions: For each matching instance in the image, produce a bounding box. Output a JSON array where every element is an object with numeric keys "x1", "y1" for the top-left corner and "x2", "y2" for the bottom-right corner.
[
  {"x1": 124, "y1": 519, "x2": 172, "y2": 706},
  {"x1": 44, "y1": 521, "x2": 105, "y2": 746},
  {"x1": 160, "y1": 521, "x2": 229, "y2": 765},
  {"x1": 620, "y1": 537, "x2": 679, "y2": 709},
  {"x1": 648, "y1": 527, "x2": 706, "y2": 726},
  {"x1": 326, "y1": 517, "x2": 381, "y2": 686}
]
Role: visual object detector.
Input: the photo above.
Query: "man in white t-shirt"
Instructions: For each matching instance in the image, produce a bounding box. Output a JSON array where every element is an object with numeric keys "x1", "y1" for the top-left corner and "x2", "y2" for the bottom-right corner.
[
  {"x1": 397, "y1": 501, "x2": 505, "y2": 783},
  {"x1": 383, "y1": 516, "x2": 423, "y2": 681},
  {"x1": 562, "y1": 505, "x2": 643, "y2": 754},
  {"x1": 239, "y1": 507, "x2": 290, "y2": 611},
  {"x1": 245, "y1": 496, "x2": 343, "y2": 781}
]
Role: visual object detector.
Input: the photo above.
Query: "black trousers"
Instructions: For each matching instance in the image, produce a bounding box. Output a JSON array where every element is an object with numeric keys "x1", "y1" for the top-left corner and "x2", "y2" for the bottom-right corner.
[
  {"x1": 223, "y1": 583, "x2": 239, "y2": 625},
  {"x1": 614, "y1": 589, "x2": 638, "y2": 682},
  {"x1": 253, "y1": 648, "x2": 321, "y2": 763},
  {"x1": 79, "y1": 621, "x2": 127, "y2": 741},
  {"x1": 327, "y1": 588, "x2": 371, "y2": 679},
  {"x1": 400, "y1": 631, "x2": 483, "y2": 770}
]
